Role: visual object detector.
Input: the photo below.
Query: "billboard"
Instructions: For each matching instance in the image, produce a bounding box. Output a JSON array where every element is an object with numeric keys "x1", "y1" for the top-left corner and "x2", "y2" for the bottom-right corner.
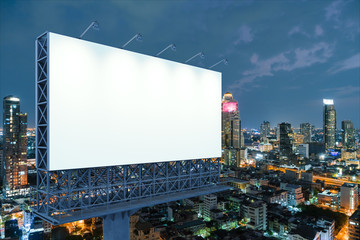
[{"x1": 46, "y1": 32, "x2": 221, "y2": 171}]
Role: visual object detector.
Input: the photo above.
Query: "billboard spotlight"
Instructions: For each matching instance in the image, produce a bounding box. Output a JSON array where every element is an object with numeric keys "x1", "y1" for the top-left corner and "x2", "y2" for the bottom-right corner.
[
  {"x1": 156, "y1": 43, "x2": 176, "y2": 56},
  {"x1": 79, "y1": 21, "x2": 99, "y2": 39},
  {"x1": 185, "y1": 51, "x2": 205, "y2": 63},
  {"x1": 122, "y1": 33, "x2": 142, "y2": 49}
]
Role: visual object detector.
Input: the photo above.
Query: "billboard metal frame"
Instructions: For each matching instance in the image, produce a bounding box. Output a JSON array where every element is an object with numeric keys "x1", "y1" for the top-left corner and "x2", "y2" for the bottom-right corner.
[{"x1": 33, "y1": 32, "x2": 228, "y2": 226}]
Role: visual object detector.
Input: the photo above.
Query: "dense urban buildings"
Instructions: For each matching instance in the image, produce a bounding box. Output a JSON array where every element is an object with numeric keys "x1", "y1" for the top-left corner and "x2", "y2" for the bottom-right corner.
[
  {"x1": 323, "y1": 99, "x2": 336, "y2": 149},
  {"x1": 2, "y1": 96, "x2": 28, "y2": 195},
  {"x1": 349, "y1": 208, "x2": 360, "y2": 240},
  {"x1": 342, "y1": 120, "x2": 355, "y2": 149}
]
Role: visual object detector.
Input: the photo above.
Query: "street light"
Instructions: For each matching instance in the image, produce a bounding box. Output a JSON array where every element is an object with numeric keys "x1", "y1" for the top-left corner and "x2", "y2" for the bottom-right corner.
[
  {"x1": 209, "y1": 59, "x2": 228, "y2": 69},
  {"x1": 185, "y1": 52, "x2": 205, "y2": 63},
  {"x1": 122, "y1": 33, "x2": 142, "y2": 49},
  {"x1": 79, "y1": 21, "x2": 99, "y2": 39},
  {"x1": 156, "y1": 44, "x2": 176, "y2": 56}
]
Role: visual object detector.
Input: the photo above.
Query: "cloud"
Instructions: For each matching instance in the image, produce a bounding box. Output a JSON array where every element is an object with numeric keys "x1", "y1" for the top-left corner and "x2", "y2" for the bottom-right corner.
[
  {"x1": 231, "y1": 42, "x2": 334, "y2": 89},
  {"x1": 327, "y1": 53, "x2": 360, "y2": 74},
  {"x1": 325, "y1": 0, "x2": 344, "y2": 22},
  {"x1": 315, "y1": 25, "x2": 324, "y2": 36},
  {"x1": 323, "y1": 85, "x2": 360, "y2": 96},
  {"x1": 233, "y1": 24, "x2": 254, "y2": 45},
  {"x1": 288, "y1": 26, "x2": 311, "y2": 38},
  {"x1": 250, "y1": 53, "x2": 258, "y2": 64}
]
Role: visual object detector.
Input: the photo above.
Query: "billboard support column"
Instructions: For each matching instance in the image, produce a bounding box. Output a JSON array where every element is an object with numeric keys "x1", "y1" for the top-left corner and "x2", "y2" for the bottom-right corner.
[{"x1": 102, "y1": 209, "x2": 138, "y2": 240}]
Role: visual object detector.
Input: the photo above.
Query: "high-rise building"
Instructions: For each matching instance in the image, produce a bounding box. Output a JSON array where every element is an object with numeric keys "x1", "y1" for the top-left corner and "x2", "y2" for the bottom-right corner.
[
  {"x1": 279, "y1": 122, "x2": 293, "y2": 156},
  {"x1": 342, "y1": 120, "x2": 355, "y2": 149},
  {"x1": 340, "y1": 183, "x2": 358, "y2": 212},
  {"x1": 300, "y1": 123, "x2": 312, "y2": 143},
  {"x1": 2, "y1": 96, "x2": 28, "y2": 192},
  {"x1": 222, "y1": 92, "x2": 241, "y2": 166},
  {"x1": 260, "y1": 121, "x2": 270, "y2": 141},
  {"x1": 349, "y1": 208, "x2": 360, "y2": 240},
  {"x1": 323, "y1": 99, "x2": 336, "y2": 149},
  {"x1": 240, "y1": 200, "x2": 267, "y2": 231}
]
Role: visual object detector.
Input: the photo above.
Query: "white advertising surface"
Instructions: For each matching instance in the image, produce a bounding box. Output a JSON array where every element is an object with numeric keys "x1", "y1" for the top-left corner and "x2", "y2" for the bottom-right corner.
[{"x1": 47, "y1": 32, "x2": 221, "y2": 171}]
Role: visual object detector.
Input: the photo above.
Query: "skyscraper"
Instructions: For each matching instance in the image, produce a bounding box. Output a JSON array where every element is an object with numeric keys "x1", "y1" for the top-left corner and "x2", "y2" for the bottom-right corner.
[
  {"x1": 279, "y1": 122, "x2": 293, "y2": 157},
  {"x1": 342, "y1": 120, "x2": 355, "y2": 149},
  {"x1": 222, "y1": 92, "x2": 241, "y2": 166},
  {"x1": 300, "y1": 123, "x2": 312, "y2": 143},
  {"x1": 2, "y1": 96, "x2": 28, "y2": 192},
  {"x1": 260, "y1": 121, "x2": 270, "y2": 141},
  {"x1": 340, "y1": 183, "x2": 358, "y2": 212},
  {"x1": 323, "y1": 99, "x2": 336, "y2": 149}
]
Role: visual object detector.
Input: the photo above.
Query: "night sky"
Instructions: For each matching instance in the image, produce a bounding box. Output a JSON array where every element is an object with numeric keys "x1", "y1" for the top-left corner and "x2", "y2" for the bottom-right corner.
[{"x1": 1, "y1": 0, "x2": 359, "y2": 129}]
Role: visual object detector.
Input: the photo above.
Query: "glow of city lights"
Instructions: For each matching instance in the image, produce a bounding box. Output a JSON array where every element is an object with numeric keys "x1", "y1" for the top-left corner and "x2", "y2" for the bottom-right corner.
[
  {"x1": 222, "y1": 102, "x2": 237, "y2": 112},
  {"x1": 323, "y1": 99, "x2": 334, "y2": 105}
]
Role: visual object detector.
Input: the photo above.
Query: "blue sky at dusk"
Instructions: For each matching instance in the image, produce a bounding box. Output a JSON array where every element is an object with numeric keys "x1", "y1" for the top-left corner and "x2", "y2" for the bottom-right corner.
[{"x1": 0, "y1": 0, "x2": 359, "y2": 129}]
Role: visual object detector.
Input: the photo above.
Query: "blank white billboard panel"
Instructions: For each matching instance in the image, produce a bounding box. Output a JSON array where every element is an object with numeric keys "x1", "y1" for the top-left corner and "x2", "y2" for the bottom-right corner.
[{"x1": 47, "y1": 32, "x2": 221, "y2": 171}]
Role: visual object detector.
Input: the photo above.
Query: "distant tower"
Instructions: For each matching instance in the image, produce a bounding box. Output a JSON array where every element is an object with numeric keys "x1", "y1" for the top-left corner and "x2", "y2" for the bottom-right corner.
[
  {"x1": 222, "y1": 92, "x2": 241, "y2": 166},
  {"x1": 323, "y1": 99, "x2": 336, "y2": 149},
  {"x1": 260, "y1": 121, "x2": 270, "y2": 141},
  {"x1": 2, "y1": 96, "x2": 28, "y2": 192},
  {"x1": 279, "y1": 122, "x2": 292, "y2": 156},
  {"x1": 342, "y1": 120, "x2": 355, "y2": 149},
  {"x1": 300, "y1": 123, "x2": 312, "y2": 143}
]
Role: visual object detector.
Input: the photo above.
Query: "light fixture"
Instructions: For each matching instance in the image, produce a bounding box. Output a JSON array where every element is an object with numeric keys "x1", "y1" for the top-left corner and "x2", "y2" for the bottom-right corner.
[
  {"x1": 185, "y1": 52, "x2": 205, "y2": 63},
  {"x1": 122, "y1": 33, "x2": 143, "y2": 49},
  {"x1": 209, "y1": 59, "x2": 228, "y2": 69},
  {"x1": 156, "y1": 44, "x2": 176, "y2": 56},
  {"x1": 79, "y1": 21, "x2": 99, "y2": 39}
]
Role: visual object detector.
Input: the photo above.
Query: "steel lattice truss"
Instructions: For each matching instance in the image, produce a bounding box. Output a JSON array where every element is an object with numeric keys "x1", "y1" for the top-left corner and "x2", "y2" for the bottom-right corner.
[{"x1": 32, "y1": 32, "x2": 223, "y2": 224}]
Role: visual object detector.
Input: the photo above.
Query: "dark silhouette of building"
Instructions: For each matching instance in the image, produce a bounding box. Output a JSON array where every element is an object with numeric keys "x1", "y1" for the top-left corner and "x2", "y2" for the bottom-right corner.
[{"x1": 279, "y1": 122, "x2": 292, "y2": 157}]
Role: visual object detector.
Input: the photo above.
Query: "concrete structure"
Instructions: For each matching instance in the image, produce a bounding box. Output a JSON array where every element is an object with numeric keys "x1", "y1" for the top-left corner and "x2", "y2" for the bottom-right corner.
[
  {"x1": 280, "y1": 183, "x2": 304, "y2": 206},
  {"x1": 240, "y1": 200, "x2": 267, "y2": 231},
  {"x1": 323, "y1": 99, "x2": 336, "y2": 149},
  {"x1": 260, "y1": 121, "x2": 270, "y2": 141},
  {"x1": 300, "y1": 123, "x2": 312, "y2": 143},
  {"x1": 318, "y1": 190, "x2": 339, "y2": 209},
  {"x1": 2, "y1": 96, "x2": 28, "y2": 194},
  {"x1": 342, "y1": 120, "x2": 355, "y2": 149},
  {"x1": 349, "y1": 208, "x2": 360, "y2": 240},
  {"x1": 222, "y1": 92, "x2": 241, "y2": 166},
  {"x1": 300, "y1": 171, "x2": 313, "y2": 183},
  {"x1": 279, "y1": 122, "x2": 293, "y2": 157},
  {"x1": 298, "y1": 144, "x2": 309, "y2": 158},
  {"x1": 203, "y1": 194, "x2": 217, "y2": 220},
  {"x1": 340, "y1": 183, "x2": 358, "y2": 212}
]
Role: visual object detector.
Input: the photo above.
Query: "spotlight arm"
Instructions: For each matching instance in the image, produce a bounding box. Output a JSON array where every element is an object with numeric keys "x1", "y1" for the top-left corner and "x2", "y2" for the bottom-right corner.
[
  {"x1": 79, "y1": 21, "x2": 98, "y2": 39},
  {"x1": 209, "y1": 59, "x2": 228, "y2": 69},
  {"x1": 185, "y1": 52, "x2": 204, "y2": 63},
  {"x1": 122, "y1": 33, "x2": 142, "y2": 49},
  {"x1": 156, "y1": 44, "x2": 176, "y2": 56}
]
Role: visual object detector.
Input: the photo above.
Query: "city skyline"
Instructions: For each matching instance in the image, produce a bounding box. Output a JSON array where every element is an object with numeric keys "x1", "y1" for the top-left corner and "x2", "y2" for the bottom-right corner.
[{"x1": 0, "y1": 0, "x2": 359, "y2": 129}]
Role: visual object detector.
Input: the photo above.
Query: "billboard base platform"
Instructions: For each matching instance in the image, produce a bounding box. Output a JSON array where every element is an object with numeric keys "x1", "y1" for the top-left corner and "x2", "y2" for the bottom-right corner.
[{"x1": 33, "y1": 184, "x2": 231, "y2": 225}]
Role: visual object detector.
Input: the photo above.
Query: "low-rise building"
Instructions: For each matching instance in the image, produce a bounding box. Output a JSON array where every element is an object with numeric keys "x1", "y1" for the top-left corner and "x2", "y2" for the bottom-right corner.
[
  {"x1": 240, "y1": 200, "x2": 267, "y2": 231},
  {"x1": 280, "y1": 183, "x2": 305, "y2": 206}
]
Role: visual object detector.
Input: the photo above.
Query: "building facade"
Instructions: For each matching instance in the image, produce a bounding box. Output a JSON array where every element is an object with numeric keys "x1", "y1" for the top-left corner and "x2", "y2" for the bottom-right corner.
[
  {"x1": 342, "y1": 120, "x2": 355, "y2": 149},
  {"x1": 349, "y1": 208, "x2": 360, "y2": 240},
  {"x1": 300, "y1": 123, "x2": 312, "y2": 143},
  {"x1": 260, "y1": 121, "x2": 270, "y2": 141},
  {"x1": 221, "y1": 92, "x2": 241, "y2": 166},
  {"x1": 323, "y1": 99, "x2": 336, "y2": 149},
  {"x1": 340, "y1": 183, "x2": 358, "y2": 212},
  {"x1": 2, "y1": 96, "x2": 28, "y2": 193},
  {"x1": 279, "y1": 122, "x2": 293, "y2": 157}
]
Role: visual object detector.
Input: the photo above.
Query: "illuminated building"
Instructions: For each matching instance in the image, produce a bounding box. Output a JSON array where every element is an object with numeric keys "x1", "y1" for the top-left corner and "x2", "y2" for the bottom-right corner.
[
  {"x1": 300, "y1": 123, "x2": 312, "y2": 143},
  {"x1": 323, "y1": 99, "x2": 336, "y2": 149},
  {"x1": 240, "y1": 200, "x2": 267, "y2": 231},
  {"x1": 2, "y1": 96, "x2": 28, "y2": 193},
  {"x1": 222, "y1": 92, "x2": 241, "y2": 166},
  {"x1": 349, "y1": 208, "x2": 360, "y2": 240},
  {"x1": 342, "y1": 120, "x2": 355, "y2": 149},
  {"x1": 340, "y1": 183, "x2": 358, "y2": 212},
  {"x1": 260, "y1": 121, "x2": 270, "y2": 141},
  {"x1": 298, "y1": 144, "x2": 309, "y2": 158},
  {"x1": 203, "y1": 194, "x2": 217, "y2": 220},
  {"x1": 279, "y1": 122, "x2": 293, "y2": 157}
]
